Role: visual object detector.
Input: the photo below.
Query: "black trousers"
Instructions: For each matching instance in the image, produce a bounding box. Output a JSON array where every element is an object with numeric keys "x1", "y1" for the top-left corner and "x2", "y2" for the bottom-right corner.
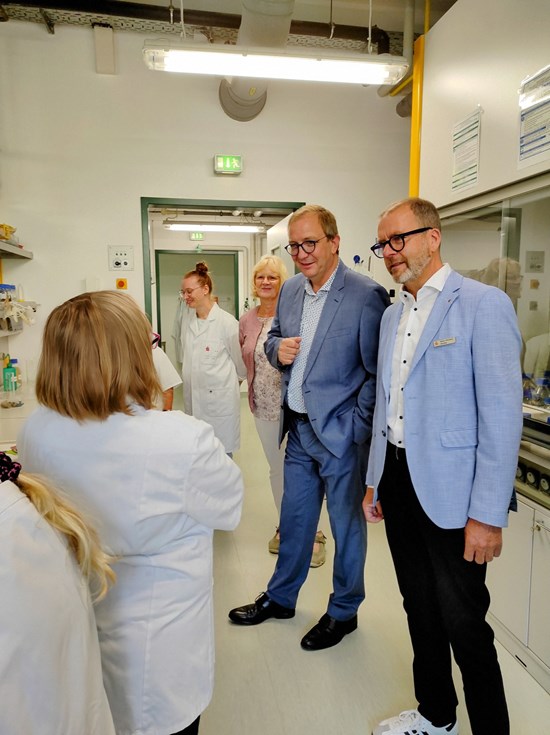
[
  {"x1": 378, "y1": 445, "x2": 509, "y2": 735},
  {"x1": 171, "y1": 715, "x2": 200, "y2": 735}
]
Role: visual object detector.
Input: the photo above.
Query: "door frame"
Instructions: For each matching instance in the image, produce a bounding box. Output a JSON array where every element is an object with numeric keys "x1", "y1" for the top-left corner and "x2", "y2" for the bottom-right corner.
[{"x1": 141, "y1": 197, "x2": 303, "y2": 319}]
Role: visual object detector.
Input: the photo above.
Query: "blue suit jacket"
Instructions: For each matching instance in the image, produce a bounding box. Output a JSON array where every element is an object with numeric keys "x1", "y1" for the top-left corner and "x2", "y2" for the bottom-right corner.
[
  {"x1": 265, "y1": 261, "x2": 389, "y2": 458},
  {"x1": 366, "y1": 270, "x2": 523, "y2": 529}
]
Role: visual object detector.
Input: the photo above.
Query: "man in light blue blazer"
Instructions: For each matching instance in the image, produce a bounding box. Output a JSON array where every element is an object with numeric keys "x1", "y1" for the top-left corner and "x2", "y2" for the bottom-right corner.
[
  {"x1": 229, "y1": 204, "x2": 389, "y2": 650},
  {"x1": 365, "y1": 198, "x2": 523, "y2": 735}
]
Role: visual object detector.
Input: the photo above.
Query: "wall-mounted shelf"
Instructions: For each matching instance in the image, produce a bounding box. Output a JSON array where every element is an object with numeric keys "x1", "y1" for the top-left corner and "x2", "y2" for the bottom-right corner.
[{"x1": 0, "y1": 242, "x2": 33, "y2": 259}]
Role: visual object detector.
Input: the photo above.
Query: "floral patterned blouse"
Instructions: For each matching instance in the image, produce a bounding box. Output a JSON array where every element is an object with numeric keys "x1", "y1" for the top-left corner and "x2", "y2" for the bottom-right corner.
[{"x1": 252, "y1": 317, "x2": 281, "y2": 421}]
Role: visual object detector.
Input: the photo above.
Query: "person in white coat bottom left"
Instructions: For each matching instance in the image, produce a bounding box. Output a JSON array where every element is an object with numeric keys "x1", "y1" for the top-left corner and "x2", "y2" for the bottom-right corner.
[
  {"x1": 17, "y1": 290, "x2": 244, "y2": 735},
  {"x1": 0, "y1": 452, "x2": 115, "y2": 735}
]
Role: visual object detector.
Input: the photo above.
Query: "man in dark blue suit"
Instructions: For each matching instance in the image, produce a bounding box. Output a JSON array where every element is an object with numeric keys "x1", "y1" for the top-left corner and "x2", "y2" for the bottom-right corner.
[{"x1": 229, "y1": 204, "x2": 389, "y2": 650}]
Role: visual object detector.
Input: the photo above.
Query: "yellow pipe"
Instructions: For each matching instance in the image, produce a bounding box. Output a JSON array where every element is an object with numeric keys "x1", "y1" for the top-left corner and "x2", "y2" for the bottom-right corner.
[
  {"x1": 407, "y1": 0, "x2": 431, "y2": 195},
  {"x1": 389, "y1": 74, "x2": 413, "y2": 97},
  {"x1": 408, "y1": 34, "x2": 425, "y2": 196}
]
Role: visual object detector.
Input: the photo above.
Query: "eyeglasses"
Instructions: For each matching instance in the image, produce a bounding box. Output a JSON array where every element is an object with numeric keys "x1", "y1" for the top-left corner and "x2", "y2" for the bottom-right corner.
[
  {"x1": 255, "y1": 275, "x2": 279, "y2": 282},
  {"x1": 285, "y1": 235, "x2": 328, "y2": 256},
  {"x1": 370, "y1": 227, "x2": 434, "y2": 258},
  {"x1": 151, "y1": 332, "x2": 160, "y2": 349},
  {"x1": 179, "y1": 285, "x2": 203, "y2": 297}
]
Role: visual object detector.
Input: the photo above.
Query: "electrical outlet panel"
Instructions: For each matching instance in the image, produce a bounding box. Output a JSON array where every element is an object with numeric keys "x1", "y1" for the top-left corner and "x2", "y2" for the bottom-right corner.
[{"x1": 109, "y1": 246, "x2": 134, "y2": 271}]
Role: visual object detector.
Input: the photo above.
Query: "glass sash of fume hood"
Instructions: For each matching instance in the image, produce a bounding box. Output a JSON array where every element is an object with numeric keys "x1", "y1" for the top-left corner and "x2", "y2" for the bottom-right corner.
[{"x1": 439, "y1": 176, "x2": 550, "y2": 438}]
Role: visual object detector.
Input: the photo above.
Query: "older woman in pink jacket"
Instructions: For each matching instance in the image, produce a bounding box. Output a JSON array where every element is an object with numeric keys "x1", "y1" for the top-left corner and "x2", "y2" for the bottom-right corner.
[{"x1": 239, "y1": 255, "x2": 326, "y2": 566}]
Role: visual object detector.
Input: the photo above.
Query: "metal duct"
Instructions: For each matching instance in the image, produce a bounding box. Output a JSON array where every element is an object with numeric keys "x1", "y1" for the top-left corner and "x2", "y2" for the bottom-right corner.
[
  {"x1": 219, "y1": 0, "x2": 295, "y2": 122},
  {"x1": 377, "y1": 0, "x2": 414, "y2": 98}
]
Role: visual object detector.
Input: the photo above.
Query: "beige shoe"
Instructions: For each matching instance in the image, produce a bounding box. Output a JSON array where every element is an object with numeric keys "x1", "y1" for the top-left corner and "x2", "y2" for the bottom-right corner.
[
  {"x1": 310, "y1": 531, "x2": 327, "y2": 568},
  {"x1": 268, "y1": 528, "x2": 280, "y2": 555}
]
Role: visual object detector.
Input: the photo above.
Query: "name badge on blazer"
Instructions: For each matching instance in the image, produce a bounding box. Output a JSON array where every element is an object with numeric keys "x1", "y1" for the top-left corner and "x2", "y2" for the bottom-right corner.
[{"x1": 433, "y1": 337, "x2": 456, "y2": 348}]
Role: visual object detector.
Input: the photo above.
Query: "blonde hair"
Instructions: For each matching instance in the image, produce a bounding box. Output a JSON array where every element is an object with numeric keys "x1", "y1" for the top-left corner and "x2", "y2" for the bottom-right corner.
[
  {"x1": 36, "y1": 290, "x2": 161, "y2": 421},
  {"x1": 15, "y1": 471, "x2": 115, "y2": 601},
  {"x1": 251, "y1": 255, "x2": 289, "y2": 299},
  {"x1": 289, "y1": 204, "x2": 339, "y2": 239}
]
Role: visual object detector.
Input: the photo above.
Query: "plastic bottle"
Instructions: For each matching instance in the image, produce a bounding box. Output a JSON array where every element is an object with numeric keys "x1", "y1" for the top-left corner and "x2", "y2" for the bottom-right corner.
[
  {"x1": 3, "y1": 362, "x2": 17, "y2": 393},
  {"x1": 10, "y1": 358, "x2": 22, "y2": 388}
]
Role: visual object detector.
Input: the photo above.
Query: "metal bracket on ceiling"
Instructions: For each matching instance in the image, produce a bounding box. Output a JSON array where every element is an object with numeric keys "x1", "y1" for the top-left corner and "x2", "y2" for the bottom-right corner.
[{"x1": 39, "y1": 7, "x2": 55, "y2": 33}]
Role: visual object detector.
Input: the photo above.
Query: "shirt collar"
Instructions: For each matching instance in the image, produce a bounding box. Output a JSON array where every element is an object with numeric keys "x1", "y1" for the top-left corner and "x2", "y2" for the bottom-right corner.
[
  {"x1": 304, "y1": 258, "x2": 340, "y2": 297},
  {"x1": 398, "y1": 263, "x2": 451, "y2": 304}
]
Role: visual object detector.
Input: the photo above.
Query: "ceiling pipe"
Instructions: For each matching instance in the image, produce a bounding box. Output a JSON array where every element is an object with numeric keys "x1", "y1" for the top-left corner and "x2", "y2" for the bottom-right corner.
[
  {"x1": 1, "y1": 0, "x2": 389, "y2": 48},
  {"x1": 4, "y1": 0, "x2": 393, "y2": 120},
  {"x1": 219, "y1": 0, "x2": 294, "y2": 122}
]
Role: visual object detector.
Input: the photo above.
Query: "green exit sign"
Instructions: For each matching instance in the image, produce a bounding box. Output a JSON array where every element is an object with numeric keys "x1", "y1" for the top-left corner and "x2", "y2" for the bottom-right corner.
[
  {"x1": 214, "y1": 154, "x2": 243, "y2": 175},
  {"x1": 189, "y1": 232, "x2": 204, "y2": 241}
]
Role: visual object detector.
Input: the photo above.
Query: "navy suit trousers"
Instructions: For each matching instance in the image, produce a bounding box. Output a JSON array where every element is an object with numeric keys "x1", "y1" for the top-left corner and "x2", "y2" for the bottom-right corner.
[
  {"x1": 378, "y1": 445, "x2": 509, "y2": 735},
  {"x1": 267, "y1": 415, "x2": 366, "y2": 619}
]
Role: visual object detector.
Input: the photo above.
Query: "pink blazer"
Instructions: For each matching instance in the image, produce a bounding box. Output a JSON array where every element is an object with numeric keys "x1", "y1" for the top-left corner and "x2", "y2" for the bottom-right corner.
[{"x1": 239, "y1": 307, "x2": 265, "y2": 413}]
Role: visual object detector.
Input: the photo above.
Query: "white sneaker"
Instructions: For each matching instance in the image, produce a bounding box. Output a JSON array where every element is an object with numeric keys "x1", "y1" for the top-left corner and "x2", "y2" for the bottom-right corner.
[{"x1": 372, "y1": 709, "x2": 458, "y2": 735}]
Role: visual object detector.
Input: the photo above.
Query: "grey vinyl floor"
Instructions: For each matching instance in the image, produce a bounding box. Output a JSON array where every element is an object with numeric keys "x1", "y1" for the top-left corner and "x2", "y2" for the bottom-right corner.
[{"x1": 181, "y1": 392, "x2": 550, "y2": 735}]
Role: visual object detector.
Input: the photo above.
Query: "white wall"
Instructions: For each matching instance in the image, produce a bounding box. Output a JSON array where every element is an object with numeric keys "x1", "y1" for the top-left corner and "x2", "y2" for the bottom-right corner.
[
  {"x1": 419, "y1": 0, "x2": 550, "y2": 207},
  {"x1": 0, "y1": 21, "x2": 409, "y2": 371}
]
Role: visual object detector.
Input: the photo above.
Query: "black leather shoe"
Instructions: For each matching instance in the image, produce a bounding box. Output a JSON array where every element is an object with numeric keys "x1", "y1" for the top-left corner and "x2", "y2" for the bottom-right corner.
[
  {"x1": 228, "y1": 592, "x2": 295, "y2": 626},
  {"x1": 300, "y1": 613, "x2": 357, "y2": 650}
]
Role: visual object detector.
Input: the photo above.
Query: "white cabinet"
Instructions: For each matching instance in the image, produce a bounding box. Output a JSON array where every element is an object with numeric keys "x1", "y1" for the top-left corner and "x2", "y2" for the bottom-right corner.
[
  {"x1": 529, "y1": 506, "x2": 550, "y2": 668},
  {"x1": 486, "y1": 499, "x2": 532, "y2": 645},
  {"x1": 487, "y1": 496, "x2": 550, "y2": 692}
]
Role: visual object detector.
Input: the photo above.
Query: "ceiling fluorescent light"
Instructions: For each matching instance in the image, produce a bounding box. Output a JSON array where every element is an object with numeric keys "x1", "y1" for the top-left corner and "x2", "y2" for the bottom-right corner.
[
  {"x1": 143, "y1": 41, "x2": 409, "y2": 86},
  {"x1": 164, "y1": 221, "x2": 266, "y2": 233}
]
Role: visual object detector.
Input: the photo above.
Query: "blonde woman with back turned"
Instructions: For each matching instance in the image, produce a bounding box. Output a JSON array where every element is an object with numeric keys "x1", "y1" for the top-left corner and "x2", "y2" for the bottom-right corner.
[
  {"x1": 0, "y1": 451, "x2": 115, "y2": 735},
  {"x1": 17, "y1": 290, "x2": 244, "y2": 735}
]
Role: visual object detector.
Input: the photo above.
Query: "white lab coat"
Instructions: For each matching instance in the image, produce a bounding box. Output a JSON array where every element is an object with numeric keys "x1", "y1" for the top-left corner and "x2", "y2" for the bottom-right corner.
[
  {"x1": 18, "y1": 406, "x2": 244, "y2": 735},
  {"x1": 0, "y1": 480, "x2": 115, "y2": 735},
  {"x1": 152, "y1": 345, "x2": 182, "y2": 410},
  {"x1": 179, "y1": 302, "x2": 246, "y2": 453}
]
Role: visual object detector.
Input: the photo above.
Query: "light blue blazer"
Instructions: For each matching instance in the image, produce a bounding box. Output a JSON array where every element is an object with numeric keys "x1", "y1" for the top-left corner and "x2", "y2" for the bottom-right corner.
[
  {"x1": 366, "y1": 270, "x2": 523, "y2": 529},
  {"x1": 265, "y1": 261, "x2": 390, "y2": 459}
]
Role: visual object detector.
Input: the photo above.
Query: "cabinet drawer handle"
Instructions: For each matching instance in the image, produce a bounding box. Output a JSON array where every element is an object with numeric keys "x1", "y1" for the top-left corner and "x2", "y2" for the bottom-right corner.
[{"x1": 533, "y1": 520, "x2": 550, "y2": 534}]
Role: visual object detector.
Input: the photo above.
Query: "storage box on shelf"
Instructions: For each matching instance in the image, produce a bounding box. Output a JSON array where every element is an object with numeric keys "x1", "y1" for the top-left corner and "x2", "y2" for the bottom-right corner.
[
  {"x1": 0, "y1": 240, "x2": 37, "y2": 336},
  {"x1": 0, "y1": 301, "x2": 38, "y2": 337}
]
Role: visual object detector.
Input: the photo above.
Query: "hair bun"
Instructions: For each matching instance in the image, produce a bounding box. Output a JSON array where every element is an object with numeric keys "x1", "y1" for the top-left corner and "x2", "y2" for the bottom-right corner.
[{"x1": 195, "y1": 261, "x2": 209, "y2": 275}]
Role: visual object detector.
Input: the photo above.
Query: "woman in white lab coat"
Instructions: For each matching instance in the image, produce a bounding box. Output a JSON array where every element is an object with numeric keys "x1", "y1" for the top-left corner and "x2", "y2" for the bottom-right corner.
[
  {"x1": 0, "y1": 451, "x2": 115, "y2": 735},
  {"x1": 179, "y1": 261, "x2": 246, "y2": 454},
  {"x1": 17, "y1": 290, "x2": 244, "y2": 735}
]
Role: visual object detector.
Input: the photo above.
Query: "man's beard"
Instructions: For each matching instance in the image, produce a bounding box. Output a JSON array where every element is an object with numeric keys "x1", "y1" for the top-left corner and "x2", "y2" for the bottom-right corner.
[{"x1": 392, "y1": 247, "x2": 432, "y2": 285}]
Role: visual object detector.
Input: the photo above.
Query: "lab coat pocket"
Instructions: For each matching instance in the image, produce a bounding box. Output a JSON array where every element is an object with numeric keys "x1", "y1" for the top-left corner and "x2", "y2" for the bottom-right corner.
[
  {"x1": 200, "y1": 339, "x2": 224, "y2": 365},
  {"x1": 205, "y1": 387, "x2": 233, "y2": 417}
]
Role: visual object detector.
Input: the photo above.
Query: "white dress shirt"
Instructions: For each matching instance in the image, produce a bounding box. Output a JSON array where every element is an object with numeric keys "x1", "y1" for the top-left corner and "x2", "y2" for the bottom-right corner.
[
  {"x1": 286, "y1": 261, "x2": 339, "y2": 413},
  {"x1": 388, "y1": 263, "x2": 452, "y2": 447}
]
